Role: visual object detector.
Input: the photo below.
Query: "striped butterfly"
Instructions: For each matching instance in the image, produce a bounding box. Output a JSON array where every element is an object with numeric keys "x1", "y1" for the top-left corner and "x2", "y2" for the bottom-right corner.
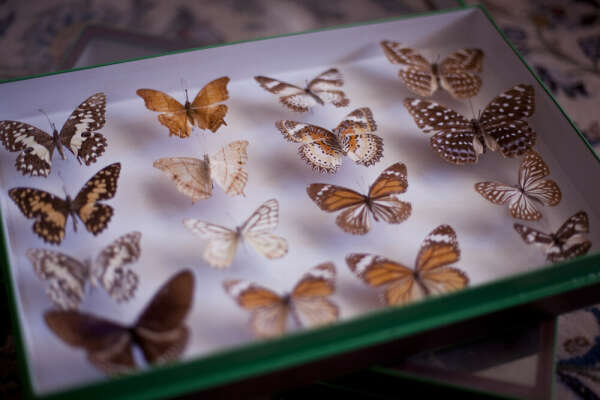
[
  {"x1": 0, "y1": 93, "x2": 107, "y2": 177},
  {"x1": 347, "y1": 225, "x2": 469, "y2": 306},
  {"x1": 183, "y1": 199, "x2": 288, "y2": 268},
  {"x1": 153, "y1": 140, "x2": 249, "y2": 203},
  {"x1": 137, "y1": 77, "x2": 229, "y2": 138},
  {"x1": 224, "y1": 263, "x2": 338, "y2": 338},
  {"x1": 475, "y1": 150, "x2": 561, "y2": 221},
  {"x1": 514, "y1": 211, "x2": 591, "y2": 263},
  {"x1": 307, "y1": 162, "x2": 411, "y2": 235},
  {"x1": 404, "y1": 84, "x2": 536, "y2": 165},
  {"x1": 255, "y1": 68, "x2": 349, "y2": 112},
  {"x1": 26, "y1": 231, "x2": 142, "y2": 310},
  {"x1": 44, "y1": 270, "x2": 194, "y2": 375},
  {"x1": 276, "y1": 108, "x2": 383, "y2": 173},
  {"x1": 9, "y1": 163, "x2": 121, "y2": 244},
  {"x1": 381, "y1": 41, "x2": 484, "y2": 99}
]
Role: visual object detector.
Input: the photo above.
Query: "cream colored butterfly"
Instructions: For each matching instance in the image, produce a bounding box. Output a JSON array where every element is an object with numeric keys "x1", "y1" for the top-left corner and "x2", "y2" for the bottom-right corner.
[
  {"x1": 153, "y1": 140, "x2": 248, "y2": 203},
  {"x1": 183, "y1": 199, "x2": 288, "y2": 268}
]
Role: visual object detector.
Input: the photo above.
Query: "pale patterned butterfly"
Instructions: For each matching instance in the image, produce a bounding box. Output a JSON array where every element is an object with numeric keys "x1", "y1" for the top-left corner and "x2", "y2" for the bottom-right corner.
[
  {"x1": 26, "y1": 231, "x2": 142, "y2": 310},
  {"x1": 44, "y1": 270, "x2": 194, "y2": 375},
  {"x1": 183, "y1": 198, "x2": 288, "y2": 268},
  {"x1": 0, "y1": 93, "x2": 107, "y2": 177},
  {"x1": 475, "y1": 150, "x2": 561, "y2": 221},
  {"x1": 307, "y1": 162, "x2": 411, "y2": 235},
  {"x1": 514, "y1": 211, "x2": 592, "y2": 263},
  {"x1": 255, "y1": 68, "x2": 349, "y2": 112},
  {"x1": 380, "y1": 41, "x2": 484, "y2": 99},
  {"x1": 223, "y1": 262, "x2": 338, "y2": 338},
  {"x1": 153, "y1": 140, "x2": 248, "y2": 203},
  {"x1": 276, "y1": 108, "x2": 383, "y2": 173},
  {"x1": 404, "y1": 84, "x2": 536, "y2": 165},
  {"x1": 347, "y1": 225, "x2": 469, "y2": 306}
]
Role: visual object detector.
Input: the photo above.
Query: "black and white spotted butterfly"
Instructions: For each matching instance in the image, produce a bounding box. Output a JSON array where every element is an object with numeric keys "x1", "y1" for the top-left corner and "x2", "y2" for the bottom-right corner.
[
  {"x1": 0, "y1": 93, "x2": 107, "y2": 177},
  {"x1": 404, "y1": 84, "x2": 536, "y2": 165},
  {"x1": 514, "y1": 211, "x2": 592, "y2": 263},
  {"x1": 26, "y1": 231, "x2": 142, "y2": 310}
]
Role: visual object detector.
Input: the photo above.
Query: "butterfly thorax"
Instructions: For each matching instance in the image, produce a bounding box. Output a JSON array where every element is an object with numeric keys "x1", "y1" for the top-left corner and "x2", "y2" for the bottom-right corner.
[
  {"x1": 52, "y1": 128, "x2": 67, "y2": 160},
  {"x1": 64, "y1": 195, "x2": 80, "y2": 232},
  {"x1": 281, "y1": 293, "x2": 292, "y2": 307},
  {"x1": 305, "y1": 88, "x2": 325, "y2": 106},
  {"x1": 431, "y1": 63, "x2": 441, "y2": 85}
]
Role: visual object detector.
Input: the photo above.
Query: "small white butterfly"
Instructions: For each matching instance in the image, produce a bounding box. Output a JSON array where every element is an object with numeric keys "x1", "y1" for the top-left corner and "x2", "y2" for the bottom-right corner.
[
  {"x1": 26, "y1": 231, "x2": 142, "y2": 309},
  {"x1": 183, "y1": 199, "x2": 288, "y2": 268}
]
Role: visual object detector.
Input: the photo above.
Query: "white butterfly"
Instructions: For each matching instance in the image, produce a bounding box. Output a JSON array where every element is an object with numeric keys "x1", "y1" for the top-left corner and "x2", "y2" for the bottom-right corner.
[
  {"x1": 183, "y1": 199, "x2": 288, "y2": 268},
  {"x1": 26, "y1": 231, "x2": 142, "y2": 309}
]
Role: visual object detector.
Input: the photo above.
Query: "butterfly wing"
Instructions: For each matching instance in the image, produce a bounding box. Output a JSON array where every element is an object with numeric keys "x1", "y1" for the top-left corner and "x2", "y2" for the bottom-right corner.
[
  {"x1": 209, "y1": 140, "x2": 249, "y2": 196},
  {"x1": 224, "y1": 279, "x2": 287, "y2": 337},
  {"x1": 333, "y1": 108, "x2": 383, "y2": 166},
  {"x1": 403, "y1": 98, "x2": 477, "y2": 164},
  {"x1": 136, "y1": 89, "x2": 190, "y2": 138},
  {"x1": 306, "y1": 183, "x2": 369, "y2": 234},
  {"x1": 26, "y1": 249, "x2": 88, "y2": 309},
  {"x1": 0, "y1": 121, "x2": 54, "y2": 177},
  {"x1": 439, "y1": 49, "x2": 484, "y2": 99},
  {"x1": 255, "y1": 76, "x2": 318, "y2": 112},
  {"x1": 275, "y1": 120, "x2": 343, "y2": 173},
  {"x1": 183, "y1": 219, "x2": 239, "y2": 268},
  {"x1": 72, "y1": 163, "x2": 121, "y2": 235},
  {"x1": 9, "y1": 188, "x2": 69, "y2": 244},
  {"x1": 367, "y1": 162, "x2": 412, "y2": 224},
  {"x1": 59, "y1": 93, "x2": 107, "y2": 165},
  {"x1": 240, "y1": 199, "x2": 288, "y2": 260},
  {"x1": 549, "y1": 211, "x2": 591, "y2": 262},
  {"x1": 134, "y1": 270, "x2": 194, "y2": 365},
  {"x1": 513, "y1": 223, "x2": 554, "y2": 246},
  {"x1": 291, "y1": 263, "x2": 339, "y2": 328},
  {"x1": 92, "y1": 231, "x2": 141, "y2": 303},
  {"x1": 518, "y1": 150, "x2": 561, "y2": 208},
  {"x1": 307, "y1": 68, "x2": 349, "y2": 108},
  {"x1": 153, "y1": 157, "x2": 212, "y2": 202},
  {"x1": 189, "y1": 77, "x2": 229, "y2": 132},
  {"x1": 380, "y1": 41, "x2": 437, "y2": 97}
]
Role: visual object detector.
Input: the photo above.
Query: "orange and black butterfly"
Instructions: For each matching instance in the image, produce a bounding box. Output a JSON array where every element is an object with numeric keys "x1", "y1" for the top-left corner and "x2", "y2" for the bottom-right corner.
[
  {"x1": 224, "y1": 263, "x2": 338, "y2": 338},
  {"x1": 306, "y1": 162, "x2": 411, "y2": 235},
  {"x1": 44, "y1": 270, "x2": 194, "y2": 375},
  {"x1": 347, "y1": 225, "x2": 469, "y2": 306},
  {"x1": 136, "y1": 77, "x2": 229, "y2": 138}
]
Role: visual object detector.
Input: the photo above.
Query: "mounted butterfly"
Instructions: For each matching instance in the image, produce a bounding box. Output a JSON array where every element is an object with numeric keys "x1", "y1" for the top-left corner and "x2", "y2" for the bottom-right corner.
[
  {"x1": 26, "y1": 231, "x2": 142, "y2": 309},
  {"x1": 380, "y1": 41, "x2": 484, "y2": 99},
  {"x1": 9, "y1": 163, "x2": 121, "y2": 244},
  {"x1": 276, "y1": 107, "x2": 383, "y2": 173},
  {"x1": 0, "y1": 93, "x2": 107, "y2": 177},
  {"x1": 136, "y1": 77, "x2": 229, "y2": 138},
  {"x1": 255, "y1": 68, "x2": 349, "y2": 112},
  {"x1": 153, "y1": 140, "x2": 248, "y2": 203},
  {"x1": 224, "y1": 262, "x2": 339, "y2": 338},
  {"x1": 44, "y1": 270, "x2": 194, "y2": 375},
  {"x1": 404, "y1": 84, "x2": 536, "y2": 165}
]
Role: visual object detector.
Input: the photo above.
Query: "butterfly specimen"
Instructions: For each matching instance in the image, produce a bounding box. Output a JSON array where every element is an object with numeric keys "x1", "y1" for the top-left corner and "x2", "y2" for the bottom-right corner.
[
  {"x1": 136, "y1": 77, "x2": 229, "y2": 138},
  {"x1": 224, "y1": 262, "x2": 338, "y2": 338},
  {"x1": 404, "y1": 84, "x2": 536, "y2": 165},
  {"x1": 514, "y1": 211, "x2": 592, "y2": 263},
  {"x1": 307, "y1": 162, "x2": 411, "y2": 235},
  {"x1": 44, "y1": 270, "x2": 194, "y2": 375},
  {"x1": 255, "y1": 68, "x2": 349, "y2": 112},
  {"x1": 475, "y1": 151, "x2": 561, "y2": 220},
  {"x1": 276, "y1": 108, "x2": 383, "y2": 173},
  {"x1": 9, "y1": 163, "x2": 121, "y2": 244},
  {"x1": 153, "y1": 140, "x2": 248, "y2": 202},
  {"x1": 0, "y1": 93, "x2": 107, "y2": 177},
  {"x1": 347, "y1": 225, "x2": 468, "y2": 306},
  {"x1": 380, "y1": 41, "x2": 484, "y2": 99},
  {"x1": 26, "y1": 231, "x2": 142, "y2": 310},
  {"x1": 183, "y1": 198, "x2": 288, "y2": 268}
]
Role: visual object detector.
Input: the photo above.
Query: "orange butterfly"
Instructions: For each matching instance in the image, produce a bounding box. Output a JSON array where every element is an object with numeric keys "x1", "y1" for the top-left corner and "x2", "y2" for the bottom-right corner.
[
  {"x1": 347, "y1": 225, "x2": 469, "y2": 306},
  {"x1": 136, "y1": 77, "x2": 229, "y2": 138}
]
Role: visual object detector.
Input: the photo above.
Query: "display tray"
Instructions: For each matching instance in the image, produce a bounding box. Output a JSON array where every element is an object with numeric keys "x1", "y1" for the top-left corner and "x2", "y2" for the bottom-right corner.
[{"x1": 1, "y1": 4, "x2": 599, "y2": 400}]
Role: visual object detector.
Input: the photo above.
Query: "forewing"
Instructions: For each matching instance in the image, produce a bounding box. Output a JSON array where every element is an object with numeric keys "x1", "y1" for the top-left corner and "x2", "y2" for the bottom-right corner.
[
  {"x1": 190, "y1": 77, "x2": 230, "y2": 107},
  {"x1": 209, "y1": 140, "x2": 249, "y2": 196},
  {"x1": 292, "y1": 263, "x2": 338, "y2": 327},
  {"x1": 474, "y1": 181, "x2": 519, "y2": 205},
  {"x1": 0, "y1": 121, "x2": 54, "y2": 177},
  {"x1": 415, "y1": 225, "x2": 460, "y2": 273},
  {"x1": 307, "y1": 68, "x2": 349, "y2": 107},
  {"x1": 136, "y1": 89, "x2": 185, "y2": 112},
  {"x1": 241, "y1": 199, "x2": 288, "y2": 258},
  {"x1": 307, "y1": 184, "x2": 368, "y2": 234},
  {"x1": 254, "y1": 76, "x2": 314, "y2": 112},
  {"x1": 367, "y1": 162, "x2": 411, "y2": 224},
  {"x1": 334, "y1": 108, "x2": 383, "y2": 166},
  {"x1": 380, "y1": 41, "x2": 430, "y2": 68},
  {"x1": 153, "y1": 157, "x2": 212, "y2": 202},
  {"x1": 183, "y1": 219, "x2": 239, "y2": 268},
  {"x1": 513, "y1": 223, "x2": 554, "y2": 246},
  {"x1": 555, "y1": 211, "x2": 590, "y2": 242}
]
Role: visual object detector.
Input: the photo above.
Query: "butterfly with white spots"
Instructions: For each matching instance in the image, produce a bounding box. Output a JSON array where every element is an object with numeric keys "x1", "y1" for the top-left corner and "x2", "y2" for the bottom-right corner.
[
  {"x1": 26, "y1": 231, "x2": 142, "y2": 310},
  {"x1": 0, "y1": 93, "x2": 107, "y2": 177}
]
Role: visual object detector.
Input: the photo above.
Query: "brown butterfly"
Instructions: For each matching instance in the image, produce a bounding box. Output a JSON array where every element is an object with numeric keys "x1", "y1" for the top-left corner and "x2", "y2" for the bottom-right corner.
[
  {"x1": 44, "y1": 270, "x2": 194, "y2": 375},
  {"x1": 306, "y1": 162, "x2": 411, "y2": 235},
  {"x1": 475, "y1": 150, "x2": 561, "y2": 220},
  {"x1": 9, "y1": 163, "x2": 121, "y2": 244},
  {"x1": 381, "y1": 41, "x2": 484, "y2": 99},
  {"x1": 347, "y1": 225, "x2": 469, "y2": 306},
  {"x1": 137, "y1": 77, "x2": 229, "y2": 138},
  {"x1": 223, "y1": 263, "x2": 338, "y2": 338},
  {"x1": 255, "y1": 68, "x2": 349, "y2": 112}
]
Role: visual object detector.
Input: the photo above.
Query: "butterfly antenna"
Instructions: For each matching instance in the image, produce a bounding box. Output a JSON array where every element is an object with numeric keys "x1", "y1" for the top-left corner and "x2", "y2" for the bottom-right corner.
[
  {"x1": 468, "y1": 99, "x2": 476, "y2": 119},
  {"x1": 38, "y1": 109, "x2": 56, "y2": 132}
]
